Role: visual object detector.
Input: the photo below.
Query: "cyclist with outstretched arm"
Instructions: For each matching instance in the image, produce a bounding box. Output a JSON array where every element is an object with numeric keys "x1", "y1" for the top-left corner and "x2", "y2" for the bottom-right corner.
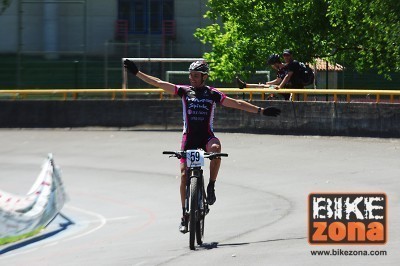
[{"x1": 124, "y1": 59, "x2": 281, "y2": 233}]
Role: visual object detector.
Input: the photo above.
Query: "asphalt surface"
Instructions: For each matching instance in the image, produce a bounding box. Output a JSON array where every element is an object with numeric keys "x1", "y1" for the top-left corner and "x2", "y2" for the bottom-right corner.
[{"x1": 0, "y1": 129, "x2": 398, "y2": 265}]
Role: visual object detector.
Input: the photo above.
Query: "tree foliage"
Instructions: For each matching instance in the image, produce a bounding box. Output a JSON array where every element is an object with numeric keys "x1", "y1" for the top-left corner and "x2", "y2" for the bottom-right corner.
[{"x1": 195, "y1": 0, "x2": 400, "y2": 81}]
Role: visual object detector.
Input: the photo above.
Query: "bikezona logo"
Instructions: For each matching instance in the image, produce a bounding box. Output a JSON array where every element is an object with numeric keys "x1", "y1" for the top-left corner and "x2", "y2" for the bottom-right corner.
[{"x1": 308, "y1": 193, "x2": 387, "y2": 244}]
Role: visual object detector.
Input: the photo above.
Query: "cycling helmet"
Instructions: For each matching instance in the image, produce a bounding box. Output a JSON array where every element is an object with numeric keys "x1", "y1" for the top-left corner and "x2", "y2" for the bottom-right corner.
[
  {"x1": 267, "y1": 54, "x2": 281, "y2": 65},
  {"x1": 189, "y1": 60, "x2": 209, "y2": 74}
]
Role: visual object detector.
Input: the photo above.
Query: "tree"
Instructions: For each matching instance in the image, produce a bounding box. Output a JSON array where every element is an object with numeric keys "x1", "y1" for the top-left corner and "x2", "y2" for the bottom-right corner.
[{"x1": 195, "y1": 0, "x2": 400, "y2": 81}]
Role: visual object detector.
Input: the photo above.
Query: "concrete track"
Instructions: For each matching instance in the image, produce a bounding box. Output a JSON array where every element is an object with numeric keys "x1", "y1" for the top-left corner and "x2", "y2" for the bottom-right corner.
[{"x1": 0, "y1": 129, "x2": 398, "y2": 265}]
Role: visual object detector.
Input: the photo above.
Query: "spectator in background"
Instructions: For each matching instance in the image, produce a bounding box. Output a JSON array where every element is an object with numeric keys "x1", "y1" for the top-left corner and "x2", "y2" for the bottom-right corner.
[
  {"x1": 277, "y1": 49, "x2": 304, "y2": 91},
  {"x1": 236, "y1": 54, "x2": 291, "y2": 100}
]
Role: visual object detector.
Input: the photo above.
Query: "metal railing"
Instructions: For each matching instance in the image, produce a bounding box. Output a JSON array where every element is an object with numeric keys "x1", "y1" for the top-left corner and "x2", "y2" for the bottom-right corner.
[
  {"x1": 221, "y1": 88, "x2": 400, "y2": 103},
  {"x1": 0, "y1": 88, "x2": 399, "y2": 103}
]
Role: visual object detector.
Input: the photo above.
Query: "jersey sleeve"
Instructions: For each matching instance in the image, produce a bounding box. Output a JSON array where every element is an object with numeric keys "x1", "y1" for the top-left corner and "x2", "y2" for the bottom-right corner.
[
  {"x1": 210, "y1": 87, "x2": 227, "y2": 104},
  {"x1": 175, "y1": 85, "x2": 188, "y2": 98}
]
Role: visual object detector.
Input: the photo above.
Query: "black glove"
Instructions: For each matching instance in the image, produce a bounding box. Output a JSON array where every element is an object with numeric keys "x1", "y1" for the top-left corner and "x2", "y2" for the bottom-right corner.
[
  {"x1": 236, "y1": 76, "x2": 246, "y2": 89},
  {"x1": 124, "y1": 59, "x2": 139, "y2": 75},
  {"x1": 262, "y1": 107, "x2": 281, "y2": 117}
]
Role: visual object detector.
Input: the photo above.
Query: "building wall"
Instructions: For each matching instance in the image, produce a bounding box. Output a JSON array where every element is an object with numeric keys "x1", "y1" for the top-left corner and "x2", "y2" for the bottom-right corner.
[
  {"x1": 0, "y1": 1, "x2": 19, "y2": 53},
  {"x1": 0, "y1": 1, "x2": 117, "y2": 55},
  {"x1": 85, "y1": 1, "x2": 116, "y2": 54},
  {"x1": 0, "y1": 0, "x2": 208, "y2": 57},
  {"x1": 174, "y1": 0, "x2": 209, "y2": 57}
]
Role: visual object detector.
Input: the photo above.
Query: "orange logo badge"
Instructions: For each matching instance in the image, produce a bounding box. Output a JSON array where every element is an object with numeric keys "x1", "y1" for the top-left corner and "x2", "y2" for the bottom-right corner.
[{"x1": 308, "y1": 193, "x2": 387, "y2": 244}]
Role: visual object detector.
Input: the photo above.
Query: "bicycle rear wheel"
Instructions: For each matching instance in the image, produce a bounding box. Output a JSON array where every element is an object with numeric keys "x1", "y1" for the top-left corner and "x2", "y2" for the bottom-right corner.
[{"x1": 189, "y1": 177, "x2": 198, "y2": 250}]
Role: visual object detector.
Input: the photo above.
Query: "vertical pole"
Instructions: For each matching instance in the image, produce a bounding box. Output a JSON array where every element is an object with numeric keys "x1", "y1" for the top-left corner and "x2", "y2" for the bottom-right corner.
[
  {"x1": 199, "y1": 0, "x2": 203, "y2": 56},
  {"x1": 43, "y1": 0, "x2": 59, "y2": 60},
  {"x1": 148, "y1": 0, "x2": 151, "y2": 72},
  {"x1": 104, "y1": 41, "x2": 108, "y2": 88},
  {"x1": 17, "y1": 0, "x2": 22, "y2": 88},
  {"x1": 82, "y1": 0, "x2": 87, "y2": 88},
  {"x1": 122, "y1": 58, "x2": 127, "y2": 90},
  {"x1": 325, "y1": 60, "x2": 329, "y2": 101},
  {"x1": 342, "y1": 63, "x2": 345, "y2": 89},
  {"x1": 169, "y1": 39, "x2": 172, "y2": 69},
  {"x1": 74, "y1": 60, "x2": 79, "y2": 88}
]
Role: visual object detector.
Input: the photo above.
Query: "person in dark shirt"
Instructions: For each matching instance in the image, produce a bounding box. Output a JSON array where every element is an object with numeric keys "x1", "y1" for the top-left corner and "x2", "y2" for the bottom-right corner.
[
  {"x1": 277, "y1": 49, "x2": 304, "y2": 90},
  {"x1": 124, "y1": 59, "x2": 281, "y2": 233},
  {"x1": 236, "y1": 54, "x2": 291, "y2": 100},
  {"x1": 266, "y1": 54, "x2": 291, "y2": 100}
]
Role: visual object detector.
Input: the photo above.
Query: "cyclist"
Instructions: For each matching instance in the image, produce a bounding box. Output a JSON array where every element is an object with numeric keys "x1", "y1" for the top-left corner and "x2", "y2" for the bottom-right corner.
[{"x1": 124, "y1": 59, "x2": 281, "y2": 233}]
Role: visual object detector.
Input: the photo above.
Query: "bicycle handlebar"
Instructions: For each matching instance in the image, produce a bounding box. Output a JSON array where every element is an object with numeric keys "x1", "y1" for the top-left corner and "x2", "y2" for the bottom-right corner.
[
  {"x1": 162, "y1": 151, "x2": 228, "y2": 160},
  {"x1": 162, "y1": 151, "x2": 177, "y2": 155}
]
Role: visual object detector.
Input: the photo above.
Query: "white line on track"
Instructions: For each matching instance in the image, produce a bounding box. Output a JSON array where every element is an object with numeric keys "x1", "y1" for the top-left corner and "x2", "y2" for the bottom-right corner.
[
  {"x1": 133, "y1": 261, "x2": 148, "y2": 266},
  {"x1": 63, "y1": 205, "x2": 107, "y2": 241},
  {"x1": 74, "y1": 215, "x2": 135, "y2": 224}
]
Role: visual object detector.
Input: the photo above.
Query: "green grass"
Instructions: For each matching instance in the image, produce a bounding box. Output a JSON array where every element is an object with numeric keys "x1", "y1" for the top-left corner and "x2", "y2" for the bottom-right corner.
[{"x1": 0, "y1": 226, "x2": 44, "y2": 246}]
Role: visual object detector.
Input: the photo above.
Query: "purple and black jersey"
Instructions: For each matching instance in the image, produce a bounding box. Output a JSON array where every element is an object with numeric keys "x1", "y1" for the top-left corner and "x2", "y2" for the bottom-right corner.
[{"x1": 174, "y1": 85, "x2": 226, "y2": 151}]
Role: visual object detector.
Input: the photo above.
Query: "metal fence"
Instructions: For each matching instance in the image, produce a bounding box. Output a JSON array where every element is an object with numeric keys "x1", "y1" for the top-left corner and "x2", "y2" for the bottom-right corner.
[
  {"x1": 1, "y1": 50, "x2": 399, "y2": 90},
  {"x1": 1, "y1": 88, "x2": 399, "y2": 104}
]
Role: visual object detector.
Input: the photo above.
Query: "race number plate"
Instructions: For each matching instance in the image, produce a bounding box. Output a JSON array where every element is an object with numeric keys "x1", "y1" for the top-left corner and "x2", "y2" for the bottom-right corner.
[{"x1": 186, "y1": 150, "x2": 205, "y2": 167}]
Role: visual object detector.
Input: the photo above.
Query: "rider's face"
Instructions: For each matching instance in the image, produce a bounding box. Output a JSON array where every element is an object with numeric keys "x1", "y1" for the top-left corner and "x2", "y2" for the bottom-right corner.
[
  {"x1": 283, "y1": 54, "x2": 292, "y2": 63},
  {"x1": 189, "y1": 71, "x2": 207, "y2": 88}
]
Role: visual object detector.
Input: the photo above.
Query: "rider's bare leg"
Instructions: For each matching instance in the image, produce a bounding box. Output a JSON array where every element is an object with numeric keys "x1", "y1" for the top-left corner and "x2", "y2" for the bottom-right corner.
[
  {"x1": 180, "y1": 163, "x2": 186, "y2": 209},
  {"x1": 179, "y1": 163, "x2": 188, "y2": 233},
  {"x1": 205, "y1": 138, "x2": 221, "y2": 205},
  {"x1": 206, "y1": 138, "x2": 222, "y2": 182},
  {"x1": 246, "y1": 83, "x2": 269, "y2": 88}
]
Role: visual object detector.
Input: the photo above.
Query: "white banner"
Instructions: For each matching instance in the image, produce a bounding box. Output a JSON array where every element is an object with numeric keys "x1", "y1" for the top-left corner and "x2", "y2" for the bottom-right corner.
[{"x1": 0, "y1": 154, "x2": 68, "y2": 239}]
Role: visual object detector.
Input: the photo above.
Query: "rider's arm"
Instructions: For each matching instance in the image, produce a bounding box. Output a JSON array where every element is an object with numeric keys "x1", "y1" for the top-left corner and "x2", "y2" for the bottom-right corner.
[
  {"x1": 136, "y1": 72, "x2": 176, "y2": 95},
  {"x1": 266, "y1": 77, "x2": 282, "y2": 86},
  {"x1": 277, "y1": 71, "x2": 293, "y2": 89},
  {"x1": 222, "y1": 97, "x2": 281, "y2": 117},
  {"x1": 245, "y1": 77, "x2": 282, "y2": 88},
  {"x1": 221, "y1": 97, "x2": 261, "y2": 113},
  {"x1": 124, "y1": 59, "x2": 176, "y2": 95}
]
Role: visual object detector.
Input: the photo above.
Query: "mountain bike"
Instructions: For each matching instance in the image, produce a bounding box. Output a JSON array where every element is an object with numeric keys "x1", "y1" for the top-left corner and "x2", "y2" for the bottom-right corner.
[{"x1": 163, "y1": 149, "x2": 228, "y2": 250}]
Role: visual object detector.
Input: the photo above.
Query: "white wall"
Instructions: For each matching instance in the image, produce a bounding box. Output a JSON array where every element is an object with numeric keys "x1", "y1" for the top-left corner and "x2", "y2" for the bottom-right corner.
[
  {"x1": 0, "y1": 0, "x2": 211, "y2": 57},
  {"x1": 174, "y1": 0, "x2": 209, "y2": 57},
  {"x1": 0, "y1": 1, "x2": 21, "y2": 53},
  {"x1": 0, "y1": 0, "x2": 116, "y2": 55}
]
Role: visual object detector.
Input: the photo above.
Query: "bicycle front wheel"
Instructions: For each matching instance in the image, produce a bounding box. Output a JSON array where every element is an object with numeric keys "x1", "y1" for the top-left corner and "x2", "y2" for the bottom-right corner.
[
  {"x1": 189, "y1": 177, "x2": 198, "y2": 250},
  {"x1": 196, "y1": 206, "x2": 205, "y2": 245}
]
